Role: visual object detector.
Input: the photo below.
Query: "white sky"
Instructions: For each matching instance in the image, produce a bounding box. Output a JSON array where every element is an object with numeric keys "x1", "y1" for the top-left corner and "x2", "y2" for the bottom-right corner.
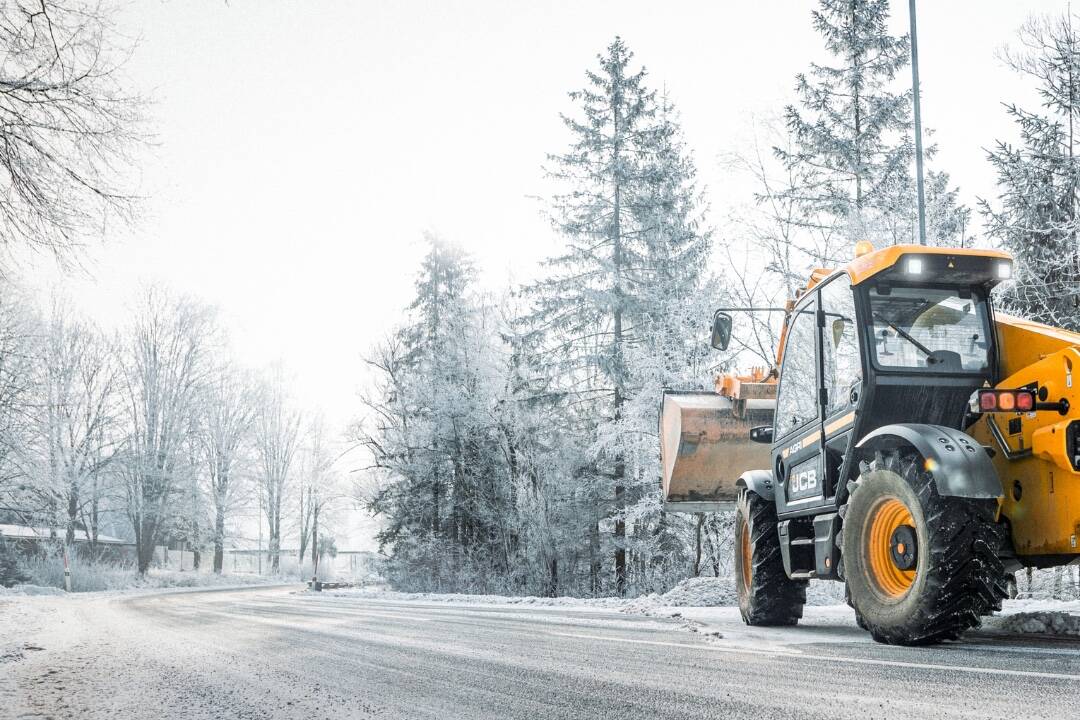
[{"x1": 19, "y1": 0, "x2": 1075, "y2": 547}]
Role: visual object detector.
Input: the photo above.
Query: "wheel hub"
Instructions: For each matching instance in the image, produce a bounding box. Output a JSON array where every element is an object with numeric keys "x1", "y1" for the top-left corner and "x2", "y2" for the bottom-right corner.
[{"x1": 889, "y1": 525, "x2": 918, "y2": 571}]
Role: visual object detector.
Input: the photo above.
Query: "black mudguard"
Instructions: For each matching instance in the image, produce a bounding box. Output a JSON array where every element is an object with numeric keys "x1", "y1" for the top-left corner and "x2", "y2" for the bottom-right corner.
[
  {"x1": 855, "y1": 423, "x2": 1003, "y2": 500},
  {"x1": 736, "y1": 469, "x2": 776, "y2": 501}
]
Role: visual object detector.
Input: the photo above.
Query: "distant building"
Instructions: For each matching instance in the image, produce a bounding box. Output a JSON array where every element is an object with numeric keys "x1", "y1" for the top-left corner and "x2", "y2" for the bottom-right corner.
[{"x1": 0, "y1": 524, "x2": 135, "y2": 562}]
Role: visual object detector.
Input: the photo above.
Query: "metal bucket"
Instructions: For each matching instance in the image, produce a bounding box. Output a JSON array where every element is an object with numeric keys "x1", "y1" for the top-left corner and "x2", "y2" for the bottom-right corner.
[{"x1": 660, "y1": 391, "x2": 775, "y2": 512}]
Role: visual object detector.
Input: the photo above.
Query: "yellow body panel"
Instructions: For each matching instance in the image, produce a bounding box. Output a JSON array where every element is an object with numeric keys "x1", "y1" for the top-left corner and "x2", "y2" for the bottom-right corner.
[
  {"x1": 995, "y1": 312, "x2": 1080, "y2": 379},
  {"x1": 968, "y1": 318, "x2": 1080, "y2": 558}
]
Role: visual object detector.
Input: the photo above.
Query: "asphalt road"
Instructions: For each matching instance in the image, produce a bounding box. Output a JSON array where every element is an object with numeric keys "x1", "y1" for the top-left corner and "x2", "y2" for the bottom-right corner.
[{"x1": 3, "y1": 585, "x2": 1080, "y2": 719}]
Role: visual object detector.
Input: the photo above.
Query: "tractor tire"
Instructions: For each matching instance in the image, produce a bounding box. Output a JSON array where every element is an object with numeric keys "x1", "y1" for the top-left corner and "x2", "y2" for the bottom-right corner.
[
  {"x1": 735, "y1": 488, "x2": 807, "y2": 626},
  {"x1": 841, "y1": 449, "x2": 1008, "y2": 645},
  {"x1": 836, "y1": 536, "x2": 870, "y2": 630}
]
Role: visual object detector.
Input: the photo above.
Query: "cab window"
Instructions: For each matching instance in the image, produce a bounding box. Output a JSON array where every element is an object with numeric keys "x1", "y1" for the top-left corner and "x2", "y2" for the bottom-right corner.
[
  {"x1": 775, "y1": 299, "x2": 818, "y2": 439},
  {"x1": 820, "y1": 275, "x2": 861, "y2": 415},
  {"x1": 868, "y1": 286, "x2": 990, "y2": 373}
]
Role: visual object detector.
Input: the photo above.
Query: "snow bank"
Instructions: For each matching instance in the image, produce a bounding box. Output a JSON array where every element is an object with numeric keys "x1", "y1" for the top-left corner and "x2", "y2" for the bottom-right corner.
[
  {"x1": 623, "y1": 576, "x2": 846, "y2": 612},
  {"x1": 0, "y1": 584, "x2": 66, "y2": 597},
  {"x1": 316, "y1": 575, "x2": 847, "y2": 612},
  {"x1": 0, "y1": 570, "x2": 285, "y2": 597},
  {"x1": 315, "y1": 586, "x2": 630, "y2": 608},
  {"x1": 990, "y1": 612, "x2": 1080, "y2": 636},
  {"x1": 984, "y1": 599, "x2": 1080, "y2": 637}
]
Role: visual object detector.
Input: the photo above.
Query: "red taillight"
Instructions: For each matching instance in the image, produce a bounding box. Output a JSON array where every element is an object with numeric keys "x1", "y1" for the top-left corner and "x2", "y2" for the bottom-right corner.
[{"x1": 976, "y1": 389, "x2": 1037, "y2": 413}]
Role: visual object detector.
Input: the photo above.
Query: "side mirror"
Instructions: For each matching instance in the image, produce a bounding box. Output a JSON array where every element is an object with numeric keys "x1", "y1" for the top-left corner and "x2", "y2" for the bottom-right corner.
[
  {"x1": 749, "y1": 425, "x2": 773, "y2": 444},
  {"x1": 711, "y1": 311, "x2": 733, "y2": 351}
]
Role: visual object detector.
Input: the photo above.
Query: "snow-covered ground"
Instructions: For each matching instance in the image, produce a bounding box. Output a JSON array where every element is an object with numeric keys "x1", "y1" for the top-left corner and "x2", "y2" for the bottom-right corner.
[
  {"x1": 315, "y1": 576, "x2": 1080, "y2": 638},
  {"x1": 0, "y1": 570, "x2": 288, "y2": 598}
]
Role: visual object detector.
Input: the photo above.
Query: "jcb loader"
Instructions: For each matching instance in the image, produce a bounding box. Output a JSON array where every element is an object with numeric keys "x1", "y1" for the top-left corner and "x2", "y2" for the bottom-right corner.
[{"x1": 661, "y1": 242, "x2": 1080, "y2": 644}]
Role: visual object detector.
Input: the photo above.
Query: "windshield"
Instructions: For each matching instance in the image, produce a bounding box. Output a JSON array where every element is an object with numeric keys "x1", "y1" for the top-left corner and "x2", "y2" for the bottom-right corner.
[{"x1": 868, "y1": 286, "x2": 991, "y2": 373}]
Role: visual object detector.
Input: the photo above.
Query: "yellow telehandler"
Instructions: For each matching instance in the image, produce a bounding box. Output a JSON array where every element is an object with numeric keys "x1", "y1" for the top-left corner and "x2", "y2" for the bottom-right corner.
[{"x1": 661, "y1": 242, "x2": 1080, "y2": 644}]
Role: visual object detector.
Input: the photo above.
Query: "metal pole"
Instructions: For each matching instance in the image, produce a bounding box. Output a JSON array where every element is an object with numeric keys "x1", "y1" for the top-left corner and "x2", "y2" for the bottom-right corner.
[
  {"x1": 62, "y1": 544, "x2": 72, "y2": 592},
  {"x1": 909, "y1": 0, "x2": 927, "y2": 245}
]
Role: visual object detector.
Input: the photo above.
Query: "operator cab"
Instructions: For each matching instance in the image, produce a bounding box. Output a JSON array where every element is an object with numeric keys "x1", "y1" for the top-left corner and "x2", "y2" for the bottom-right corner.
[{"x1": 767, "y1": 246, "x2": 1013, "y2": 547}]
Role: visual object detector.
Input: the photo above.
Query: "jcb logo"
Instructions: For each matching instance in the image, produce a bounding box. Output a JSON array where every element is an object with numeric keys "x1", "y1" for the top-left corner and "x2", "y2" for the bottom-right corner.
[{"x1": 791, "y1": 468, "x2": 817, "y2": 495}]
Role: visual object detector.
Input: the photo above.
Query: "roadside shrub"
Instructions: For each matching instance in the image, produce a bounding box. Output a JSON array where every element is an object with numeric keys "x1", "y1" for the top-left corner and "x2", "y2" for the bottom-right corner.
[
  {"x1": 20, "y1": 552, "x2": 139, "y2": 591},
  {"x1": 18, "y1": 551, "x2": 285, "y2": 592},
  {"x1": 0, "y1": 539, "x2": 28, "y2": 587}
]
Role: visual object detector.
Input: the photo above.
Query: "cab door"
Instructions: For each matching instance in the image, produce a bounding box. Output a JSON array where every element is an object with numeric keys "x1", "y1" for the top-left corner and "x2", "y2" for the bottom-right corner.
[
  {"x1": 819, "y1": 274, "x2": 863, "y2": 504},
  {"x1": 772, "y1": 295, "x2": 824, "y2": 515}
]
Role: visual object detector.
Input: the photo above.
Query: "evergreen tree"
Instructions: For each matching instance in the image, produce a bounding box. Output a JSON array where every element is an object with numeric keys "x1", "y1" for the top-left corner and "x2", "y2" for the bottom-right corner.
[
  {"x1": 529, "y1": 38, "x2": 711, "y2": 595},
  {"x1": 779, "y1": 0, "x2": 968, "y2": 250},
  {"x1": 982, "y1": 12, "x2": 1080, "y2": 331},
  {"x1": 364, "y1": 233, "x2": 519, "y2": 591},
  {"x1": 0, "y1": 539, "x2": 27, "y2": 587}
]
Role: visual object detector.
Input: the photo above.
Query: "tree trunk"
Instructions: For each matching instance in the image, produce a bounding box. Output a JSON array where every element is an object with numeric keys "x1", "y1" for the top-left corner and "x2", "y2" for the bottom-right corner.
[
  {"x1": 693, "y1": 513, "x2": 704, "y2": 577},
  {"x1": 610, "y1": 79, "x2": 627, "y2": 597},
  {"x1": 268, "y1": 500, "x2": 281, "y2": 573},
  {"x1": 589, "y1": 489, "x2": 601, "y2": 594},
  {"x1": 136, "y1": 516, "x2": 155, "y2": 575},
  {"x1": 213, "y1": 501, "x2": 226, "y2": 574},
  {"x1": 89, "y1": 490, "x2": 100, "y2": 561},
  {"x1": 298, "y1": 485, "x2": 309, "y2": 563},
  {"x1": 311, "y1": 502, "x2": 319, "y2": 575},
  {"x1": 65, "y1": 487, "x2": 79, "y2": 547}
]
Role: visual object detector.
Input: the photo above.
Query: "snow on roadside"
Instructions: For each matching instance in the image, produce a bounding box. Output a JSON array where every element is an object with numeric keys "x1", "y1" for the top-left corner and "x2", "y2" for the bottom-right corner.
[
  {"x1": 983, "y1": 599, "x2": 1080, "y2": 638},
  {"x1": 0, "y1": 571, "x2": 289, "y2": 599},
  {"x1": 314, "y1": 577, "x2": 1080, "y2": 639},
  {"x1": 314, "y1": 576, "x2": 844, "y2": 611},
  {"x1": 622, "y1": 576, "x2": 846, "y2": 612},
  {"x1": 0, "y1": 584, "x2": 66, "y2": 597},
  {"x1": 314, "y1": 586, "x2": 631, "y2": 609}
]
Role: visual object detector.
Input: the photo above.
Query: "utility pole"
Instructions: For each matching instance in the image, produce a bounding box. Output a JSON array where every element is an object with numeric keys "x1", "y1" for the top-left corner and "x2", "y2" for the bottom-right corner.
[{"x1": 910, "y1": 0, "x2": 927, "y2": 245}]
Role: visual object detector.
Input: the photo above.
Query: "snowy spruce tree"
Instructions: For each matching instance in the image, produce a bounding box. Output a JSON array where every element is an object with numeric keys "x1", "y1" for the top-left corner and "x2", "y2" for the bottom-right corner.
[
  {"x1": 779, "y1": 0, "x2": 969, "y2": 252},
  {"x1": 362, "y1": 234, "x2": 519, "y2": 591},
  {"x1": 527, "y1": 38, "x2": 713, "y2": 595},
  {"x1": 982, "y1": 13, "x2": 1080, "y2": 331}
]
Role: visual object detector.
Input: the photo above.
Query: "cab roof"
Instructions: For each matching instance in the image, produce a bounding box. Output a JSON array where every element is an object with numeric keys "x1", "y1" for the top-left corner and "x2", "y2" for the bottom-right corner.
[{"x1": 845, "y1": 245, "x2": 1013, "y2": 286}]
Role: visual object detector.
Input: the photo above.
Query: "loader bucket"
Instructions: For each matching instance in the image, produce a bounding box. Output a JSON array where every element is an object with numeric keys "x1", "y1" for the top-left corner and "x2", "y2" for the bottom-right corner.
[{"x1": 660, "y1": 391, "x2": 775, "y2": 512}]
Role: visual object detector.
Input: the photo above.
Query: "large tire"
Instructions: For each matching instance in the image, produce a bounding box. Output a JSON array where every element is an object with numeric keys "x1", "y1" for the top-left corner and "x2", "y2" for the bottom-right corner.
[
  {"x1": 841, "y1": 449, "x2": 1008, "y2": 645},
  {"x1": 735, "y1": 488, "x2": 807, "y2": 626}
]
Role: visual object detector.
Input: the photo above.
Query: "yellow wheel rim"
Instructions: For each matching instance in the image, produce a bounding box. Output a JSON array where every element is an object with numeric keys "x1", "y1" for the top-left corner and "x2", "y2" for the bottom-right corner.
[
  {"x1": 866, "y1": 497, "x2": 916, "y2": 599},
  {"x1": 739, "y1": 520, "x2": 752, "y2": 589}
]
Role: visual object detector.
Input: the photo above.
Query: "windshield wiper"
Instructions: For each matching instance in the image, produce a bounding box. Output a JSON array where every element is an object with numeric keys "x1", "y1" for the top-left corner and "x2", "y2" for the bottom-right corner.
[{"x1": 873, "y1": 312, "x2": 934, "y2": 357}]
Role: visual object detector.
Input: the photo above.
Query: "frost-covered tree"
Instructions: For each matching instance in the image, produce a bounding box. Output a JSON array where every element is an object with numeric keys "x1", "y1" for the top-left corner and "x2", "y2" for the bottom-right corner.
[
  {"x1": 297, "y1": 414, "x2": 341, "y2": 573},
  {"x1": 0, "y1": 282, "x2": 37, "y2": 494},
  {"x1": 779, "y1": 0, "x2": 912, "y2": 247},
  {"x1": 779, "y1": 0, "x2": 968, "y2": 250},
  {"x1": 360, "y1": 234, "x2": 520, "y2": 592},
  {"x1": 0, "y1": 1, "x2": 146, "y2": 263},
  {"x1": 119, "y1": 288, "x2": 215, "y2": 575},
  {"x1": 982, "y1": 12, "x2": 1080, "y2": 331},
  {"x1": 254, "y1": 368, "x2": 301, "y2": 574},
  {"x1": 199, "y1": 362, "x2": 258, "y2": 573},
  {"x1": 528, "y1": 38, "x2": 713, "y2": 595},
  {"x1": 23, "y1": 295, "x2": 121, "y2": 549}
]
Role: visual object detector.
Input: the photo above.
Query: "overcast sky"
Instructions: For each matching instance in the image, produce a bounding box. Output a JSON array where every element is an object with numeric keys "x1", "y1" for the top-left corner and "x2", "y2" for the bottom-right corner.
[{"x1": 19, "y1": 0, "x2": 1075, "y2": 544}]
